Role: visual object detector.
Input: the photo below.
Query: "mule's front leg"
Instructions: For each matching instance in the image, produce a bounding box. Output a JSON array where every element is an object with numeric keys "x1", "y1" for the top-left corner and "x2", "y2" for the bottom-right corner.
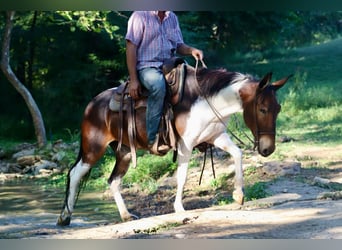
[
  {"x1": 213, "y1": 133, "x2": 244, "y2": 205},
  {"x1": 57, "y1": 160, "x2": 91, "y2": 226},
  {"x1": 174, "y1": 162, "x2": 188, "y2": 212},
  {"x1": 110, "y1": 176, "x2": 139, "y2": 221},
  {"x1": 174, "y1": 144, "x2": 192, "y2": 213},
  {"x1": 108, "y1": 145, "x2": 139, "y2": 222}
]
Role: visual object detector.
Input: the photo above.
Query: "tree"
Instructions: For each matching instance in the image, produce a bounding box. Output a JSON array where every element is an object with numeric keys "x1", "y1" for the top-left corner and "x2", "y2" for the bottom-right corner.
[{"x1": 1, "y1": 11, "x2": 47, "y2": 147}]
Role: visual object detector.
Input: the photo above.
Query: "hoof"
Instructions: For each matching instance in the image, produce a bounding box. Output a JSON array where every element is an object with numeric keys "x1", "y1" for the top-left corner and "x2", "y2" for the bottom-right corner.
[
  {"x1": 122, "y1": 212, "x2": 139, "y2": 222},
  {"x1": 174, "y1": 203, "x2": 185, "y2": 213},
  {"x1": 233, "y1": 190, "x2": 244, "y2": 205},
  {"x1": 56, "y1": 215, "x2": 71, "y2": 226}
]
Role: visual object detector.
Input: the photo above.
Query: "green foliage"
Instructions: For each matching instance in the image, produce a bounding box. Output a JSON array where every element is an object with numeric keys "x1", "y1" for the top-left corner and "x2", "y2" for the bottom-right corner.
[
  {"x1": 282, "y1": 70, "x2": 340, "y2": 114},
  {"x1": 63, "y1": 128, "x2": 80, "y2": 141},
  {"x1": 281, "y1": 70, "x2": 308, "y2": 112},
  {"x1": 133, "y1": 222, "x2": 182, "y2": 235},
  {"x1": 215, "y1": 195, "x2": 234, "y2": 206},
  {"x1": 210, "y1": 173, "x2": 232, "y2": 190},
  {"x1": 55, "y1": 11, "x2": 120, "y2": 38},
  {"x1": 38, "y1": 172, "x2": 67, "y2": 189},
  {"x1": 123, "y1": 152, "x2": 177, "y2": 193},
  {"x1": 0, "y1": 11, "x2": 128, "y2": 139},
  {"x1": 244, "y1": 182, "x2": 270, "y2": 201}
]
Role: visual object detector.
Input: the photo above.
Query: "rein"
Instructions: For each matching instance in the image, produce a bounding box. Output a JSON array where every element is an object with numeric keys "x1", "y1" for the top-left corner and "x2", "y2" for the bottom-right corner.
[
  {"x1": 194, "y1": 59, "x2": 254, "y2": 147},
  {"x1": 194, "y1": 59, "x2": 254, "y2": 185}
]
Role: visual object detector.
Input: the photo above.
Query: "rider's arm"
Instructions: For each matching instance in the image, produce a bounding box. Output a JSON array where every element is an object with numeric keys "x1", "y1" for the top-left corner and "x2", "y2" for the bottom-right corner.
[{"x1": 126, "y1": 40, "x2": 141, "y2": 99}]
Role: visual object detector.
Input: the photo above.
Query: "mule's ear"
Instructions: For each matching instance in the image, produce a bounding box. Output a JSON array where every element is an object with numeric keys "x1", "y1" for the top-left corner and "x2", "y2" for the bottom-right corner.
[
  {"x1": 272, "y1": 74, "x2": 293, "y2": 91},
  {"x1": 259, "y1": 72, "x2": 272, "y2": 90}
]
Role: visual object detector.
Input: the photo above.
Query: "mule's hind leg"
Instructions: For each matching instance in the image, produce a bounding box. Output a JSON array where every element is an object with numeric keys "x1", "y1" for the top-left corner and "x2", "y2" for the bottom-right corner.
[
  {"x1": 57, "y1": 133, "x2": 109, "y2": 226},
  {"x1": 57, "y1": 159, "x2": 91, "y2": 226},
  {"x1": 108, "y1": 144, "x2": 138, "y2": 221}
]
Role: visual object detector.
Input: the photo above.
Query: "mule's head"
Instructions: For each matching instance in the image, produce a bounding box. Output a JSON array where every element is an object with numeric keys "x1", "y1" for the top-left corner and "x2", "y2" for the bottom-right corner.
[{"x1": 242, "y1": 72, "x2": 291, "y2": 157}]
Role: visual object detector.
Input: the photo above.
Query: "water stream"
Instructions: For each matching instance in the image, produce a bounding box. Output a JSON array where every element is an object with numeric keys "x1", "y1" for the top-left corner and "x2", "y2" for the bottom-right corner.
[{"x1": 0, "y1": 179, "x2": 120, "y2": 238}]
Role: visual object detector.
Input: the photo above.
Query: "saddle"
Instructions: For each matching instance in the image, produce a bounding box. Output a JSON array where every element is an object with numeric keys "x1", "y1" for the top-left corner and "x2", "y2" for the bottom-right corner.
[
  {"x1": 162, "y1": 57, "x2": 187, "y2": 105},
  {"x1": 109, "y1": 57, "x2": 186, "y2": 110},
  {"x1": 109, "y1": 57, "x2": 187, "y2": 168}
]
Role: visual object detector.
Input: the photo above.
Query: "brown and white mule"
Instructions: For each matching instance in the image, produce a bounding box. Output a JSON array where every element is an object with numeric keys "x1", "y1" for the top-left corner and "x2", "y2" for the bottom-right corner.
[{"x1": 57, "y1": 65, "x2": 291, "y2": 226}]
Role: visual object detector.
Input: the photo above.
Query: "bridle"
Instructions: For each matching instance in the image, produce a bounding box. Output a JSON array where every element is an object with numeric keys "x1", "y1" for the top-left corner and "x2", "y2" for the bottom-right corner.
[{"x1": 252, "y1": 92, "x2": 276, "y2": 151}]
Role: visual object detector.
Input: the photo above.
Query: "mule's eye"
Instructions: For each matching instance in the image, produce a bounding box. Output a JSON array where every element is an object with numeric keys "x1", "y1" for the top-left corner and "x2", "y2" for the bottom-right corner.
[{"x1": 259, "y1": 108, "x2": 267, "y2": 114}]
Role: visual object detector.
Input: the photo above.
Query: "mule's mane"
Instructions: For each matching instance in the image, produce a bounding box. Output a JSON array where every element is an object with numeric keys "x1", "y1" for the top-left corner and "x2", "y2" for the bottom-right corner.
[{"x1": 195, "y1": 68, "x2": 254, "y2": 97}]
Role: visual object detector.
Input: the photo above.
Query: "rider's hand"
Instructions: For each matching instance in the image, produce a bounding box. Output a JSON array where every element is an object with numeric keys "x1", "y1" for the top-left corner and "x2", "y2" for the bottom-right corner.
[
  {"x1": 191, "y1": 49, "x2": 204, "y2": 61},
  {"x1": 129, "y1": 79, "x2": 141, "y2": 100}
]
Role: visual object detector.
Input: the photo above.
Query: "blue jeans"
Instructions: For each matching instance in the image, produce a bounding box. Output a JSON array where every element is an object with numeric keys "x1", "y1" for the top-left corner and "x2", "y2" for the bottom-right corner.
[{"x1": 138, "y1": 67, "x2": 166, "y2": 144}]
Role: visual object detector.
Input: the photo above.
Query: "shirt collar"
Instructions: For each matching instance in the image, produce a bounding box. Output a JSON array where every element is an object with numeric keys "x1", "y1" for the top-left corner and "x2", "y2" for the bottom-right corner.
[{"x1": 151, "y1": 11, "x2": 170, "y2": 19}]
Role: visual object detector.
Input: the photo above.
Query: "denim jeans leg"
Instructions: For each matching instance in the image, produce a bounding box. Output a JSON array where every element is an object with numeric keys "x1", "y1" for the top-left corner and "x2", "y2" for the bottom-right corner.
[{"x1": 138, "y1": 67, "x2": 166, "y2": 144}]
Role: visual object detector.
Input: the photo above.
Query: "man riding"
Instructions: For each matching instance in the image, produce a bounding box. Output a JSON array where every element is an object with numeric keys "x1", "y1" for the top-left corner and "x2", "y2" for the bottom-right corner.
[{"x1": 125, "y1": 11, "x2": 203, "y2": 155}]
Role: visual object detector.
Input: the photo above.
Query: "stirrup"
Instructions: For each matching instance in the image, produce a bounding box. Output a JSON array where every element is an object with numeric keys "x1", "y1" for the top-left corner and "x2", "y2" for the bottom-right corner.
[{"x1": 148, "y1": 134, "x2": 170, "y2": 155}]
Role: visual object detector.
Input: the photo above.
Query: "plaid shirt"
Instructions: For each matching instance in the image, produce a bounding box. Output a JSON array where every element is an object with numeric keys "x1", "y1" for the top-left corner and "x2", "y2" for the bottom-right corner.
[{"x1": 125, "y1": 11, "x2": 184, "y2": 70}]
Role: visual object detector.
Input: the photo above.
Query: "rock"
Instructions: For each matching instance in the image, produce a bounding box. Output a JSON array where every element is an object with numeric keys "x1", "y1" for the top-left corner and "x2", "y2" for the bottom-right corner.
[
  {"x1": 34, "y1": 160, "x2": 58, "y2": 175},
  {"x1": 317, "y1": 191, "x2": 342, "y2": 200},
  {"x1": 313, "y1": 176, "x2": 330, "y2": 185},
  {"x1": 13, "y1": 142, "x2": 35, "y2": 151},
  {"x1": 37, "y1": 169, "x2": 53, "y2": 175},
  {"x1": 7, "y1": 163, "x2": 23, "y2": 173},
  {"x1": 0, "y1": 163, "x2": 9, "y2": 173},
  {"x1": 22, "y1": 166, "x2": 34, "y2": 174},
  {"x1": 262, "y1": 161, "x2": 301, "y2": 176},
  {"x1": 0, "y1": 173, "x2": 7, "y2": 182},
  {"x1": 12, "y1": 149, "x2": 35, "y2": 160},
  {"x1": 51, "y1": 151, "x2": 66, "y2": 162},
  {"x1": 313, "y1": 176, "x2": 342, "y2": 190},
  {"x1": 16, "y1": 155, "x2": 41, "y2": 166},
  {"x1": 279, "y1": 136, "x2": 295, "y2": 143}
]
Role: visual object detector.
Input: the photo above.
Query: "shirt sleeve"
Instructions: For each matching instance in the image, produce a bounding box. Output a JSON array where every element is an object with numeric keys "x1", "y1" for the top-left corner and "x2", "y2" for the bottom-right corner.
[
  {"x1": 171, "y1": 12, "x2": 184, "y2": 48},
  {"x1": 125, "y1": 11, "x2": 144, "y2": 46}
]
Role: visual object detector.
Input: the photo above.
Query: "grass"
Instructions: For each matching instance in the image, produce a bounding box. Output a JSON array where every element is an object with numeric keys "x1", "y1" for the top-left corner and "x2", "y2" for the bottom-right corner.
[
  {"x1": 244, "y1": 182, "x2": 270, "y2": 201},
  {"x1": 122, "y1": 151, "x2": 178, "y2": 193},
  {"x1": 227, "y1": 37, "x2": 342, "y2": 148}
]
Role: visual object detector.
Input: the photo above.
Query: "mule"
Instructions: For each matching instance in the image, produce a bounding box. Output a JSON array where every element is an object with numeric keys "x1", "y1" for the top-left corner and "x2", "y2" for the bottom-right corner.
[{"x1": 56, "y1": 64, "x2": 291, "y2": 226}]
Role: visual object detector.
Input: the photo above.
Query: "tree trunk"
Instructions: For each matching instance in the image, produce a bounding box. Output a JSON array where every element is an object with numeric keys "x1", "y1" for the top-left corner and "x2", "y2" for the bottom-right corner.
[
  {"x1": 28, "y1": 11, "x2": 38, "y2": 89},
  {"x1": 1, "y1": 11, "x2": 47, "y2": 147}
]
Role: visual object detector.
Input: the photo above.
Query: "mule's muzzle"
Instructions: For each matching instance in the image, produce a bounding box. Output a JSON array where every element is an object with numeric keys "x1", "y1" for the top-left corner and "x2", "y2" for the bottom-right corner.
[
  {"x1": 258, "y1": 136, "x2": 275, "y2": 157},
  {"x1": 259, "y1": 147, "x2": 274, "y2": 157}
]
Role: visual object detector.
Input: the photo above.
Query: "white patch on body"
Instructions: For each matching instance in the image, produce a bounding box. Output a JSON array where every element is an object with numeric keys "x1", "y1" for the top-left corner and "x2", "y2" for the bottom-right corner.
[
  {"x1": 173, "y1": 77, "x2": 248, "y2": 212},
  {"x1": 181, "y1": 79, "x2": 246, "y2": 147}
]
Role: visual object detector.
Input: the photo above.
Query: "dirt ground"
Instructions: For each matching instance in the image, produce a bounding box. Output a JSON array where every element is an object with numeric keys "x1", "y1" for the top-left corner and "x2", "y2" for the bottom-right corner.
[
  {"x1": 37, "y1": 145, "x2": 342, "y2": 238},
  {"x1": 1, "y1": 144, "x2": 342, "y2": 239}
]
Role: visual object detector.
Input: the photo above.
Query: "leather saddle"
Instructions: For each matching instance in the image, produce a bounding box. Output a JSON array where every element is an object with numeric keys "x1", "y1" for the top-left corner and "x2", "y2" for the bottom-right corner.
[{"x1": 109, "y1": 57, "x2": 186, "y2": 111}]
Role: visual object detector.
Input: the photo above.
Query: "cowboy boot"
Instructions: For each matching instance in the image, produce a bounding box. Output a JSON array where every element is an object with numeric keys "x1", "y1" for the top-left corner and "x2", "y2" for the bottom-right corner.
[{"x1": 148, "y1": 134, "x2": 170, "y2": 155}]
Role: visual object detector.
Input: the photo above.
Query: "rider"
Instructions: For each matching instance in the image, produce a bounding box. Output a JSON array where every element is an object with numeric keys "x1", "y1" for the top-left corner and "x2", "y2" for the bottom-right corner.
[{"x1": 125, "y1": 11, "x2": 203, "y2": 155}]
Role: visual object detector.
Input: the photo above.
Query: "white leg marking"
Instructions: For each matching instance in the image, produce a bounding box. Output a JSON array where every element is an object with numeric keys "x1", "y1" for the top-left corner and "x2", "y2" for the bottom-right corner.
[
  {"x1": 65, "y1": 160, "x2": 90, "y2": 214},
  {"x1": 174, "y1": 141, "x2": 192, "y2": 213},
  {"x1": 110, "y1": 176, "x2": 135, "y2": 221}
]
